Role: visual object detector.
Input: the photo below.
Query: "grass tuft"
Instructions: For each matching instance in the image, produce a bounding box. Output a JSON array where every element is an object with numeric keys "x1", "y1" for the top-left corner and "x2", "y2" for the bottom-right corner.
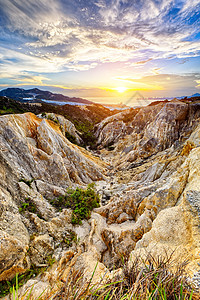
[{"x1": 53, "y1": 253, "x2": 199, "y2": 300}]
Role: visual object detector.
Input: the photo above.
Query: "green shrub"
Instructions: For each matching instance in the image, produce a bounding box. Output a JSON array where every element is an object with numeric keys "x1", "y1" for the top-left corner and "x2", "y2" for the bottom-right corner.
[
  {"x1": 47, "y1": 115, "x2": 59, "y2": 124},
  {"x1": 19, "y1": 197, "x2": 43, "y2": 219},
  {"x1": 65, "y1": 131, "x2": 78, "y2": 144},
  {"x1": 50, "y1": 183, "x2": 100, "y2": 225},
  {"x1": 63, "y1": 230, "x2": 79, "y2": 247},
  {"x1": 73, "y1": 120, "x2": 97, "y2": 148}
]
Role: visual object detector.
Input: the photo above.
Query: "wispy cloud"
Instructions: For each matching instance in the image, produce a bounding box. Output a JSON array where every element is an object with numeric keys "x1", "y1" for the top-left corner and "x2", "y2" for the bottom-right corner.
[
  {"x1": 17, "y1": 75, "x2": 50, "y2": 85},
  {"x1": 134, "y1": 59, "x2": 153, "y2": 65},
  {"x1": 151, "y1": 68, "x2": 163, "y2": 75},
  {"x1": 0, "y1": 0, "x2": 199, "y2": 97},
  {"x1": 0, "y1": 0, "x2": 199, "y2": 73},
  {"x1": 116, "y1": 73, "x2": 200, "y2": 92}
]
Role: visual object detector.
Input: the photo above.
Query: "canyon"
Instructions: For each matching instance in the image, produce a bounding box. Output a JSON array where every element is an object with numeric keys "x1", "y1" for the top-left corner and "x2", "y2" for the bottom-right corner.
[{"x1": 1, "y1": 98, "x2": 200, "y2": 298}]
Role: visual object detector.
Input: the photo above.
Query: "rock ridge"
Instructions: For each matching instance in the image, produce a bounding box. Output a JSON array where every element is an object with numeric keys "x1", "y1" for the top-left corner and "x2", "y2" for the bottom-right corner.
[{"x1": 1, "y1": 100, "x2": 200, "y2": 298}]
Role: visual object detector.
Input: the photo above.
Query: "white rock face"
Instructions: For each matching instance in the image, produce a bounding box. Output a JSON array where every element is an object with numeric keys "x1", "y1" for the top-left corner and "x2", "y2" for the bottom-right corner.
[
  {"x1": 37, "y1": 112, "x2": 83, "y2": 144},
  {"x1": 1, "y1": 102, "x2": 200, "y2": 298},
  {"x1": 95, "y1": 100, "x2": 200, "y2": 169},
  {"x1": 0, "y1": 113, "x2": 105, "y2": 187},
  {"x1": 0, "y1": 112, "x2": 106, "y2": 282}
]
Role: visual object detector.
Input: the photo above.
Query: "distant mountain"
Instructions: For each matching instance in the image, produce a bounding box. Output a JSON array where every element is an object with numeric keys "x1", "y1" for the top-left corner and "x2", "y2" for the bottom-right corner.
[
  {"x1": 0, "y1": 88, "x2": 93, "y2": 104},
  {"x1": 190, "y1": 93, "x2": 200, "y2": 98}
]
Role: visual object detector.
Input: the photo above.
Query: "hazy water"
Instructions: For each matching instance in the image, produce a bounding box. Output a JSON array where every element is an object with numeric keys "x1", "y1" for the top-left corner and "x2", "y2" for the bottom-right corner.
[
  {"x1": 42, "y1": 99, "x2": 87, "y2": 106},
  {"x1": 87, "y1": 97, "x2": 170, "y2": 107},
  {"x1": 42, "y1": 97, "x2": 171, "y2": 108}
]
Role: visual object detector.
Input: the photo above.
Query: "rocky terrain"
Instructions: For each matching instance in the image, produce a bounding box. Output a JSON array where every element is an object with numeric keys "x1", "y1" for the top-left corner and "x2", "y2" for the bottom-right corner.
[
  {"x1": 0, "y1": 96, "x2": 116, "y2": 148},
  {"x1": 1, "y1": 97, "x2": 200, "y2": 298}
]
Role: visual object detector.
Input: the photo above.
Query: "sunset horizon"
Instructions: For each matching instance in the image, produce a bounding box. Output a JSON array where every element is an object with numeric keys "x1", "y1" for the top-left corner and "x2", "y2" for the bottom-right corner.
[{"x1": 0, "y1": 0, "x2": 200, "y2": 103}]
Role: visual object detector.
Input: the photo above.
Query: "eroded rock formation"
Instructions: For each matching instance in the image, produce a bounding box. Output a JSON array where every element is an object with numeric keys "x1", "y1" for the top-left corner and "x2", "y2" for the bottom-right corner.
[
  {"x1": 1, "y1": 99, "x2": 200, "y2": 298},
  {"x1": 0, "y1": 112, "x2": 105, "y2": 285}
]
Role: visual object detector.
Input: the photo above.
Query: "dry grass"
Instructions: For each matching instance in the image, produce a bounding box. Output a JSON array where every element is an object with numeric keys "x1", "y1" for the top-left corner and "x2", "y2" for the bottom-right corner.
[
  {"x1": 52, "y1": 252, "x2": 199, "y2": 300},
  {"x1": 181, "y1": 141, "x2": 195, "y2": 156}
]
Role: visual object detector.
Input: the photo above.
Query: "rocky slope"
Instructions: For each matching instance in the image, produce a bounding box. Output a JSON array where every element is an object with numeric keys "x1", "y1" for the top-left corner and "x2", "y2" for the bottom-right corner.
[
  {"x1": 1, "y1": 99, "x2": 200, "y2": 298},
  {"x1": 0, "y1": 112, "x2": 106, "y2": 286},
  {"x1": 0, "y1": 96, "x2": 117, "y2": 147},
  {"x1": 37, "y1": 112, "x2": 83, "y2": 145}
]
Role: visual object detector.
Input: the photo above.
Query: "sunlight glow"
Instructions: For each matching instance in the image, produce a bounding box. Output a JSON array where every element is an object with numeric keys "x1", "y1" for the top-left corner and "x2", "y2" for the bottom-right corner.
[{"x1": 115, "y1": 86, "x2": 128, "y2": 93}]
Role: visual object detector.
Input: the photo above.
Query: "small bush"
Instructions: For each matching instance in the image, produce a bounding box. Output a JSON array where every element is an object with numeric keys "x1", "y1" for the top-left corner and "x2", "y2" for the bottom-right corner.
[
  {"x1": 46, "y1": 114, "x2": 59, "y2": 124},
  {"x1": 63, "y1": 230, "x2": 79, "y2": 247},
  {"x1": 19, "y1": 197, "x2": 43, "y2": 219},
  {"x1": 50, "y1": 183, "x2": 100, "y2": 225},
  {"x1": 19, "y1": 198, "x2": 37, "y2": 213},
  {"x1": 65, "y1": 131, "x2": 78, "y2": 144},
  {"x1": 73, "y1": 120, "x2": 97, "y2": 148}
]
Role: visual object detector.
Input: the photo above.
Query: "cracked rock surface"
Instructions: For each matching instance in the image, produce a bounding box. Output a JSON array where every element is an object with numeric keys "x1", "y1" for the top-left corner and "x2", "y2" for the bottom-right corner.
[{"x1": 1, "y1": 100, "x2": 200, "y2": 298}]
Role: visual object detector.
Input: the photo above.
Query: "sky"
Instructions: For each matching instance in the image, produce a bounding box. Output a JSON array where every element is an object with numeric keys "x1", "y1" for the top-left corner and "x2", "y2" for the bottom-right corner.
[{"x1": 0, "y1": 0, "x2": 200, "y2": 104}]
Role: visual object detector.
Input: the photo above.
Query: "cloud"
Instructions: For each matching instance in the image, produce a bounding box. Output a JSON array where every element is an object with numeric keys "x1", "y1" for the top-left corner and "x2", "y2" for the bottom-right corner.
[
  {"x1": 151, "y1": 68, "x2": 163, "y2": 75},
  {"x1": 0, "y1": 0, "x2": 199, "y2": 105},
  {"x1": 0, "y1": 0, "x2": 199, "y2": 75},
  {"x1": 132, "y1": 58, "x2": 153, "y2": 65},
  {"x1": 196, "y1": 80, "x2": 200, "y2": 88},
  {"x1": 0, "y1": 46, "x2": 64, "y2": 77},
  {"x1": 17, "y1": 75, "x2": 50, "y2": 85},
  {"x1": 116, "y1": 73, "x2": 200, "y2": 92}
]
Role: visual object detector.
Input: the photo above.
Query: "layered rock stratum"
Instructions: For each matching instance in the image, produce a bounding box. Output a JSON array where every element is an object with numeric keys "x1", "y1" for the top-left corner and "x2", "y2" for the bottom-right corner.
[{"x1": 1, "y1": 98, "x2": 200, "y2": 298}]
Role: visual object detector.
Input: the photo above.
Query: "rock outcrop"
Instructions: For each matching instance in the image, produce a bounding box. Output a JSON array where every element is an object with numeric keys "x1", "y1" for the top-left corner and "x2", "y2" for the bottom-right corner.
[
  {"x1": 37, "y1": 113, "x2": 83, "y2": 145},
  {"x1": 95, "y1": 100, "x2": 200, "y2": 169},
  {"x1": 0, "y1": 112, "x2": 106, "y2": 284},
  {"x1": 1, "y1": 99, "x2": 200, "y2": 298}
]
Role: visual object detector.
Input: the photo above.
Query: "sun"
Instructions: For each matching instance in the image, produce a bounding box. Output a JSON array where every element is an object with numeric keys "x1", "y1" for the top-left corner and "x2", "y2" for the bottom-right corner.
[{"x1": 115, "y1": 86, "x2": 128, "y2": 93}]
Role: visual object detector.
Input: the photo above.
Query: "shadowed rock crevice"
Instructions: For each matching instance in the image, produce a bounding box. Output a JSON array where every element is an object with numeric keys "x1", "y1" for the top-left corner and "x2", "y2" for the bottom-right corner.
[{"x1": 1, "y1": 98, "x2": 200, "y2": 298}]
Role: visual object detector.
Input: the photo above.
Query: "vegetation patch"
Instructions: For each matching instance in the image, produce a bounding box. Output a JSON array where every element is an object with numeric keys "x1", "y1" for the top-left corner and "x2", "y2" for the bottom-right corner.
[
  {"x1": 73, "y1": 120, "x2": 97, "y2": 148},
  {"x1": 50, "y1": 183, "x2": 100, "y2": 225},
  {"x1": 0, "y1": 256, "x2": 55, "y2": 298},
  {"x1": 63, "y1": 230, "x2": 79, "y2": 247},
  {"x1": 0, "y1": 97, "x2": 118, "y2": 148},
  {"x1": 65, "y1": 131, "x2": 78, "y2": 145},
  {"x1": 46, "y1": 114, "x2": 59, "y2": 124},
  {"x1": 19, "y1": 197, "x2": 43, "y2": 219},
  {"x1": 0, "y1": 107, "x2": 15, "y2": 115},
  {"x1": 0, "y1": 97, "x2": 27, "y2": 115},
  {"x1": 53, "y1": 253, "x2": 198, "y2": 300}
]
